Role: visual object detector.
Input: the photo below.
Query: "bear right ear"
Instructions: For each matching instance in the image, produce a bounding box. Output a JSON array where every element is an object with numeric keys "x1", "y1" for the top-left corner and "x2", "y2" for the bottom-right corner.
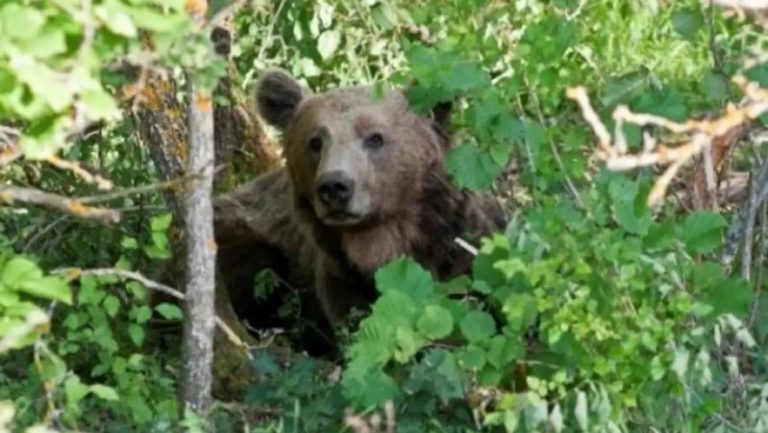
[{"x1": 255, "y1": 68, "x2": 311, "y2": 131}]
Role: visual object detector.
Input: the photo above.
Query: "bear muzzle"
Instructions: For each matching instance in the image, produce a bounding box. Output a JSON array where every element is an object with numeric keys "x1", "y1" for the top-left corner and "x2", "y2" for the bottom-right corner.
[{"x1": 314, "y1": 171, "x2": 367, "y2": 226}]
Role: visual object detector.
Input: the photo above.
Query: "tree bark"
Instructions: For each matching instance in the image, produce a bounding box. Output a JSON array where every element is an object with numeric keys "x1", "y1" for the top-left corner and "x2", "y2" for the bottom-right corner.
[
  {"x1": 176, "y1": 0, "x2": 217, "y2": 415},
  {"x1": 180, "y1": 75, "x2": 217, "y2": 412}
]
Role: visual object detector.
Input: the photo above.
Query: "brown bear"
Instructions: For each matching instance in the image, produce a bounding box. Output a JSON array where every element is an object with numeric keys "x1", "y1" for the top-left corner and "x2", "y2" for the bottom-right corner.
[{"x1": 213, "y1": 69, "x2": 506, "y2": 355}]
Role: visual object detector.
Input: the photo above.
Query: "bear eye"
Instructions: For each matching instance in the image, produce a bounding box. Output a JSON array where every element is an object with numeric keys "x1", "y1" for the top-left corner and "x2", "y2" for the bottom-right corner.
[
  {"x1": 364, "y1": 133, "x2": 384, "y2": 150},
  {"x1": 308, "y1": 136, "x2": 323, "y2": 153}
]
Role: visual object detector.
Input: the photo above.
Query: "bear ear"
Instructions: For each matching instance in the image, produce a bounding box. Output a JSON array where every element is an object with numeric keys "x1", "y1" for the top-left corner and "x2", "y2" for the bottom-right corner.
[{"x1": 255, "y1": 68, "x2": 311, "y2": 131}]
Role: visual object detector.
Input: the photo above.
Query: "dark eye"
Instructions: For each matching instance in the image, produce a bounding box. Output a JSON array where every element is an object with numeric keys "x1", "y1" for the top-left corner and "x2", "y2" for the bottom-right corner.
[
  {"x1": 364, "y1": 133, "x2": 384, "y2": 149},
  {"x1": 308, "y1": 136, "x2": 323, "y2": 153}
]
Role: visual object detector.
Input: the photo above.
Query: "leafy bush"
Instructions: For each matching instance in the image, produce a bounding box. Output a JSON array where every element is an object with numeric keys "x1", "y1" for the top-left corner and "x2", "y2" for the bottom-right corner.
[{"x1": 2, "y1": 0, "x2": 768, "y2": 432}]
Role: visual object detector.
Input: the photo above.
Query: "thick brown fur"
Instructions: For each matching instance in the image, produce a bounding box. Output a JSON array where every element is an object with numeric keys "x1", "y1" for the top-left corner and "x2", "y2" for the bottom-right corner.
[{"x1": 213, "y1": 69, "x2": 506, "y2": 353}]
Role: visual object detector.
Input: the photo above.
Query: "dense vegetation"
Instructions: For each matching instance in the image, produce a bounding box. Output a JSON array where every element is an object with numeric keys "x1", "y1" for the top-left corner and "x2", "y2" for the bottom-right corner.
[{"x1": 2, "y1": 0, "x2": 768, "y2": 432}]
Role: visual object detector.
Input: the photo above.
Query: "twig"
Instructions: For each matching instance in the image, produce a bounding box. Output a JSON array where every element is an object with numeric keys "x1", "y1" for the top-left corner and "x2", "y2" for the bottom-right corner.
[
  {"x1": 46, "y1": 155, "x2": 113, "y2": 191},
  {"x1": 0, "y1": 186, "x2": 120, "y2": 224},
  {"x1": 23, "y1": 215, "x2": 68, "y2": 253},
  {"x1": 79, "y1": 170, "x2": 210, "y2": 204},
  {"x1": 455, "y1": 237, "x2": 479, "y2": 256},
  {"x1": 53, "y1": 267, "x2": 253, "y2": 358}
]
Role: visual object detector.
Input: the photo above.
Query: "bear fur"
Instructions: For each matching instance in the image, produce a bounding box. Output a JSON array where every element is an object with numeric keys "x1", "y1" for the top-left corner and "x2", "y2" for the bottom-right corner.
[{"x1": 212, "y1": 69, "x2": 506, "y2": 355}]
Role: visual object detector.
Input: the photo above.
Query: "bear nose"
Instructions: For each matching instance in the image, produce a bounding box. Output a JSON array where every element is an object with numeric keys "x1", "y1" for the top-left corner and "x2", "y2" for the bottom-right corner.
[{"x1": 316, "y1": 172, "x2": 355, "y2": 209}]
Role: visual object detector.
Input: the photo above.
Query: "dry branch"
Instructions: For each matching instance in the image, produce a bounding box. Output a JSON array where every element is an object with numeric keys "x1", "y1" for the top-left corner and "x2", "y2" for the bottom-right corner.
[
  {"x1": 0, "y1": 143, "x2": 22, "y2": 167},
  {"x1": 0, "y1": 186, "x2": 120, "y2": 224},
  {"x1": 567, "y1": 74, "x2": 768, "y2": 208},
  {"x1": 45, "y1": 155, "x2": 114, "y2": 191}
]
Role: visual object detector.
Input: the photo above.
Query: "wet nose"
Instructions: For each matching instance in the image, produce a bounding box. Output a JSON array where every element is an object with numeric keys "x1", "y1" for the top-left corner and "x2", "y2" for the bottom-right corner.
[{"x1": 315, "y1": 171, "x2": 355, "y2": 208}]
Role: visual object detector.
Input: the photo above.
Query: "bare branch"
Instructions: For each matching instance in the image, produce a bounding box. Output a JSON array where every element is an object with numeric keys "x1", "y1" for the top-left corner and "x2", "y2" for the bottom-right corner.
[
  {"x1": 46, "y1": 155, "x2": 114, "y2": 191},
  {"x1": 566, "y1": 86, "x2": 614, "y2": 159},
  {"x1": 0, "y1": 186, "x2": 120, "y2": 224},
  {"x1": 79, "y1": 168, "x2": 219, "y2": 204},
  {"x1": 566, "y1": 74, "x2": 768, "y2": 208}
]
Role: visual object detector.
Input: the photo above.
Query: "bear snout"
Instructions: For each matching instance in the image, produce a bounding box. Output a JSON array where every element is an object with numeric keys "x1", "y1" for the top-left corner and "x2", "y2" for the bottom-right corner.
[{"x1": 315, "y1": 171, "x2": 355, "y2": 210}]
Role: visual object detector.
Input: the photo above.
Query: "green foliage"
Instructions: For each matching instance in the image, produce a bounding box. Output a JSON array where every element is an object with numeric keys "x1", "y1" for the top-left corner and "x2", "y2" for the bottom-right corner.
[{"x1": 3, "y1": 0, "x2": 768, "y2": 431}]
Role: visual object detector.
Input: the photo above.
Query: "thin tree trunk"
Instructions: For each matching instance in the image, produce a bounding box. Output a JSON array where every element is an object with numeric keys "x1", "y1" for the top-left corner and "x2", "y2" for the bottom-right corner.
[
  {"x1": 178, "y1": 0, "x2": 217, "y2": 414},
  {"x1": 180, "y1": 76, "x2": 217, "y2": 412}
]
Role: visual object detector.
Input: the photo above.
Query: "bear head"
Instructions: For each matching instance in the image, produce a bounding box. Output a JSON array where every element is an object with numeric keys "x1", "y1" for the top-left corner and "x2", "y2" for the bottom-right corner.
[{"x1": 255, "y1": 69, "x2": 453, "y2": 231}]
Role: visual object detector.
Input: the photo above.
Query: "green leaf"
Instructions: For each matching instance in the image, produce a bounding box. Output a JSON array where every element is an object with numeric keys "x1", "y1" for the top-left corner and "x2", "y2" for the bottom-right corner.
[
  {"x1": 502, "y1": 293, "x2": 539, "y2": 333},
  {"x1": 416, "y1": 305, "x2": 454, "y2": 339},
  {"x1": 394, "y1": 325, "x2": 423, "y2": 362},
  {"x1": 127, "y1": 6, "x2": 187, "y2": 32},
  {"x1": 0, "y1": 4, "x2": 45, "y2": 40},
  {"x1": 121, "y1": 237, "x2": 138, "y2": 250},
  {"x1": 39, "y1": 352, "x2": 67, "y2": 383},
  {"x1": 17, "y1": 28, "x2": 68, "y2": 58},
  {"x1": 89, "y1": 384, "x2": 119, "y2": 401},
  {"x1": 95, "y1": 2, "x2": 138, "y2": 37},
  {"x1": 672, "y1": 9, "x2": 703, "y2": 41},
  {"x1": 694, "y1": 262, "x2": 753, "y2": 316},
  {"x1": 443, "y1": 61, "x2": 489, "y2": 92},
  {"x1": 600, "y1": 68, "x2": 650, "y2": 108},
  {"x1": 65, "y1": 377, "x2": 90, "y2": 407},
  {"x1": 459, "y1": 345, "x2": 486, "y2": 370},
  {"x1": 681, "y1": 211, "x2": 726, "y2": 254},
  {"x1": 81, "y1": 89, "x2": 120, "y2": 121},
  {"x1": 633, "y1": 85, "x2": 688, "y2": 122},
  {"x1": 609, "y1": 176, "x2": 652, "y2": 236},
  {"x1": 445, "y1": 143, "x2": 503, "y2": 190},
  {"x1": 18, "y1": 276, "x2": 72, "y2": 304},
  {"x1": 155, "y1": 303, "x2": 183, "y2": 320},
  {"x1": 460, "y1": 311, "x2": 496, "y2": 343},
  {"x1": 374, "y1": 257, "x2": 434, "y2": 300},
  {"x1": 1, "y1": 257, "x2": 42, "y2": 288},
  {"x1": 133, "y1": 306, "x2": 152, "y2": 324},
  {"x1": 103, "y1": 295, "x2": 121, "y2": 318},
  {"x1": 128, "y1": 324, "x2": 145, "y2": 346},
  {"x1": 342, "y1": 360, "x2": 399, "y2": 408},
  {"x1": 150, "y1": 213, "x2": 173, "y2": 231},
  {"x1": 703, "y1": 72, "x2": 728, "y2": 103},
  {"x1": 404, "y1": 349, "x2": 464, "y2": 404},
  {"x1": 487, "y1": 335, "x2": 524, "y2": 368},
  {"x1": 317, "y1": 29, "x2": 341, "y2": 60}
]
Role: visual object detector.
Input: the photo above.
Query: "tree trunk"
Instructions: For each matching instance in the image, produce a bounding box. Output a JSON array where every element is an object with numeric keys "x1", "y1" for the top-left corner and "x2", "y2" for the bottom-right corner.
[{"x1": 180, "y1": 75, "x2": 217, "y2": 413}]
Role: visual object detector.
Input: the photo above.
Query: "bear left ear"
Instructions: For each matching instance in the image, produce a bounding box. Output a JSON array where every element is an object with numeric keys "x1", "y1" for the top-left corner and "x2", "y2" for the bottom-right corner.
[{"x1": 255, "y1": 68, "x2": 311, "y2": 131}]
